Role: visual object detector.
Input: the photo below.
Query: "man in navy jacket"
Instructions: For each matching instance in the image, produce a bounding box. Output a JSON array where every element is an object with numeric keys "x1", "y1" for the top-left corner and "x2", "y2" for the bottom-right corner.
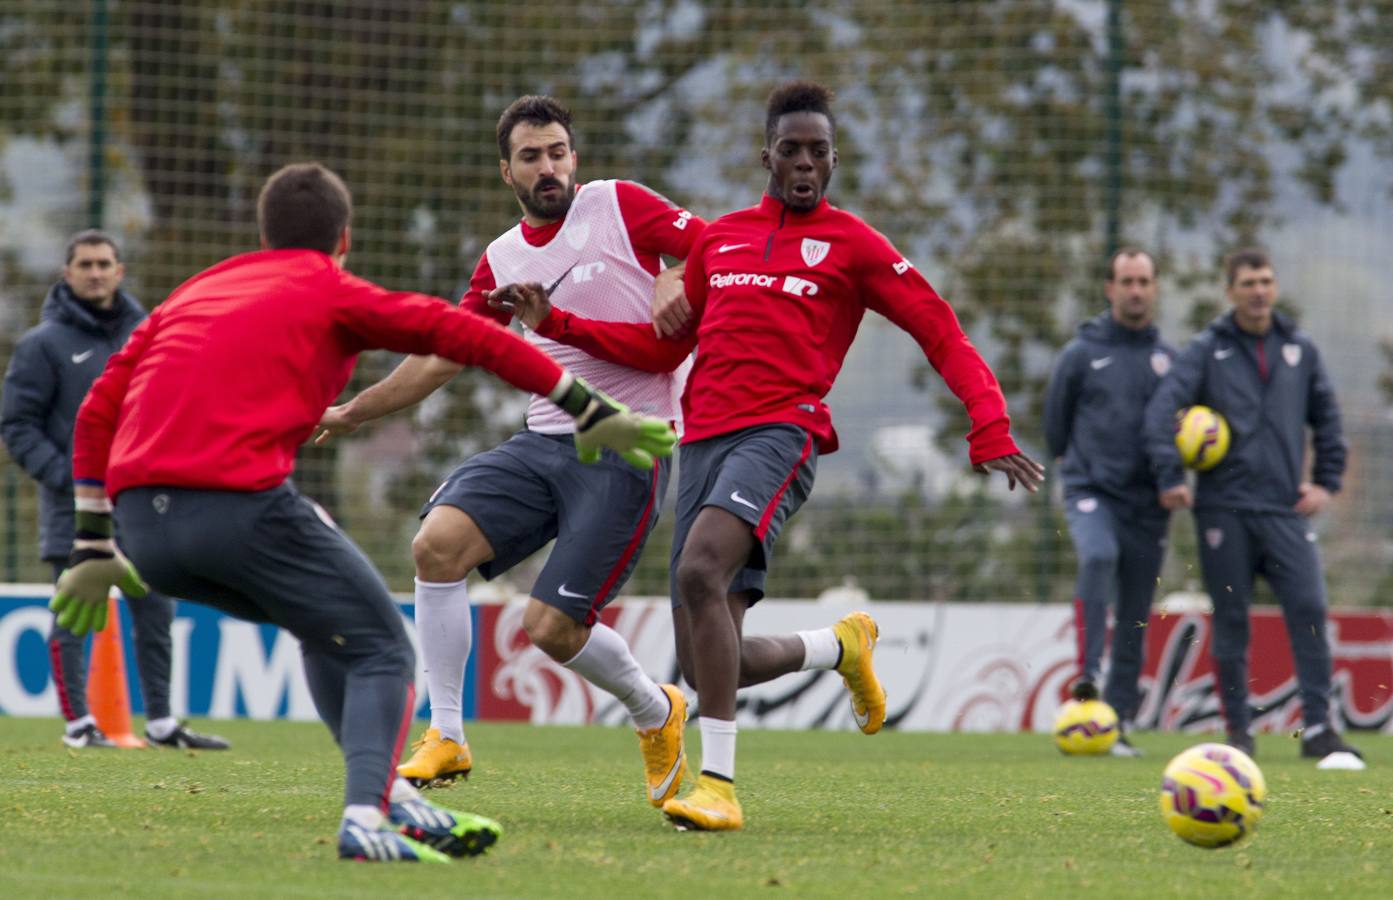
[
  {"x1": 1, "y1": 230, "x2": 227, "y2": 751},
  {"x1": 1142, "y1": 248, "x2": 1357, "y2": 762},
  {"x1": 1045, "y1": 248, "x2": 1174, "y2": 756}
]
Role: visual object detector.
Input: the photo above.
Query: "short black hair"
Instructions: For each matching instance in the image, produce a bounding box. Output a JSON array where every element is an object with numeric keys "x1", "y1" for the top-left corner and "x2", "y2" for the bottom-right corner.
[
  {"x1": 765, "y1": 80, "x2": 836, "y2": 146},
  {"x1": 1106, "y1": 246, "x2": 1157, "y2": 281},
  {"x1": 1223, "y1": 248, "x2": 1273, "y2": 286},
  {"x1": 65, "y1": 229, "x2": 120, "y2": 264},
  {"x1": 497, "y1": 95, "x2": 575, "y2": 160},
  {"x1": 257, "y1": 162, "x2": 353, "y2": 255}
]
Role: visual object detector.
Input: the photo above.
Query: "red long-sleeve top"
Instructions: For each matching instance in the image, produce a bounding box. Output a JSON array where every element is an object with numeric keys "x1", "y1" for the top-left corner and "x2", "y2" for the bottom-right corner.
[
  {"x1": 535, "y1": 195, "x2": 1018, "y2": 462},
  {"x1": 73, "y1": 249, "x2": 565, "y2": 498}
]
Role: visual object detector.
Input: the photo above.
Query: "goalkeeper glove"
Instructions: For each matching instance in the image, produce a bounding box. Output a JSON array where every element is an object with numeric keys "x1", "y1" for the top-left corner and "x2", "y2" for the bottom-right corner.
[
  {"x1": 50, "y1": 495, "x2": 148, "y2": 636},
  {"x1": 550, "y1": 375, "x2": 678, "y2": 469}
]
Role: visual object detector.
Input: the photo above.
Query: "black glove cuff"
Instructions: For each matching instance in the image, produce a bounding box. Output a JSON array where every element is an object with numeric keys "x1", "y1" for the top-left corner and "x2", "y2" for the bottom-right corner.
[
  {"x1": 556, "y1": 378, "x2": 594, "y2": 417},
  {"x1": 75, "y1": 509, "x2": 114, "y2": 540},
  {"x1": 68, "y1": 546, "x2": 115, "y2": 567}
]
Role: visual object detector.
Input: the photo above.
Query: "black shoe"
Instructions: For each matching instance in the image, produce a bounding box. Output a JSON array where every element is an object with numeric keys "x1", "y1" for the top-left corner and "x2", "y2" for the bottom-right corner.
[
  {"x1": 62, "y1": 722, "x2": 117, "y2": 749},
  {"x1": 146, "y1": 723, "x2": 231, "y2": 750},
  {"x1": 1225, "y1": 730, "x2": 1256, "y2": 759},
  {"x1": 1300, "y1": 727, "x2": 1361, "y2": 760},
  {"x1": 1070, "y1": 679, "x2": 1099, "y2": 701}
]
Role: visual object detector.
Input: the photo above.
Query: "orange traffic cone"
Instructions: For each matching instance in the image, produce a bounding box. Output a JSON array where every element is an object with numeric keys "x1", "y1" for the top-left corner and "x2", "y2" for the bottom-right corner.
[{"x1": 88, "y1": 595, "x2": 146, "y2": 748}]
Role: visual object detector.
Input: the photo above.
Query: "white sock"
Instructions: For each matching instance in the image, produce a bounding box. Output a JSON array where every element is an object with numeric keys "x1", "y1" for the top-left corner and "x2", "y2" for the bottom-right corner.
[
  {"x1": 66, "y1": 714, "x2": 96, "y2": 735},
  {"x1": 414, "y1": 577, "x2": 472, "y2": 744},
  {"x1": 698, "y1": 717, "x2": 737, "y2": 781},
  {"x1": 388, "y1": 777, "x2": 421, "y2": 804},
  {"x1": 797, "y1": 627, "x2": 842, "y2": 671},
  {"x1": 342, "y1": 804, "x2": 385, "y2": 830},
  {"x1": 145, "y1": 716, "x2": 178, "y2": 740},
  {"x1": 563, "y1": 623, "x2": 669, "y2": 730}
]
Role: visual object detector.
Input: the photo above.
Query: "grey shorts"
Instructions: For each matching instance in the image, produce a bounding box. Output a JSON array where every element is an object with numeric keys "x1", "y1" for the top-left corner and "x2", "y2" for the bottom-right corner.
[
  {"x1": 113, "y1": 484, "x2": 411, "y2": 670},
  {"x1": 422, "y1": 430, "x2": 670, "y2": 624},
  {"x1": 670, "y1": 424, "x2": 817, "y2": 605}
]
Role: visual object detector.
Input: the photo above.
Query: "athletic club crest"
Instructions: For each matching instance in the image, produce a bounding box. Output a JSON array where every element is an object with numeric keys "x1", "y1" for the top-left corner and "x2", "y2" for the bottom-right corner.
[
  {"x1": 1076, "y1": 497, "x2": 1098, "y2": 513},
  {"x1": 801, "y1": 238, "x2": 830, "y2": 267},
  {"x1": 1282, "y1": 343, "x2": 1302, "y2": 367},
  {"x1": 564, "y1": 222, "x2": 591, "y2": 251},
  {"x1": 1205, "y1": 528, "x2": 1224, "y2": 549},
  {"x1": 1151, "y1": 351, "x2": 1171, "y2": 376}
]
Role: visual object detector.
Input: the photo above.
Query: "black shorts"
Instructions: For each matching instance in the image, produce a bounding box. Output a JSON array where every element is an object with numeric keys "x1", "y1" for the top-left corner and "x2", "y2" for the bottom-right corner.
[{"x1": 113, "y1": 483, "x2": 411, "y2": 670}]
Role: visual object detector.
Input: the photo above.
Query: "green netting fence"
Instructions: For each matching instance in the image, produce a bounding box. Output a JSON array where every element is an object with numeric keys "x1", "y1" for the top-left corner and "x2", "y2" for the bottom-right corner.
[{"x1": 2, "y1": 1, "x2": 1391, "y2": 602}]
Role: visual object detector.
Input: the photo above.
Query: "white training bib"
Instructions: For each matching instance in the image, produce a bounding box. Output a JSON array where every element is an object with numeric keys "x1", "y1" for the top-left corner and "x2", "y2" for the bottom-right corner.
[{"x1": 486, "y1": 180, "x2": 690, "y2": 433}]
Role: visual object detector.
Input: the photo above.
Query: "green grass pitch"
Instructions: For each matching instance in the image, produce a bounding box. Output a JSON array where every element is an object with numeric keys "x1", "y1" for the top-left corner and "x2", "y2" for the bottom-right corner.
[{"x1": 3, "y1": 718, "x2": 1392, "y2": 898}]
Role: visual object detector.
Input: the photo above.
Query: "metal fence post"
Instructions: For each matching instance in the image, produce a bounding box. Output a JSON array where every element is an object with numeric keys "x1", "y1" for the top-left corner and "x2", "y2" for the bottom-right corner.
[{"x1": 89, "y1": 0, "x2": 109, "y2": 228}]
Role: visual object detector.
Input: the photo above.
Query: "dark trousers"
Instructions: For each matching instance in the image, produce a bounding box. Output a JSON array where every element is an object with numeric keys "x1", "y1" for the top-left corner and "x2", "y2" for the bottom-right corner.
[
  {"x1": 1063, "y1": 493, "x2": 1168, "y2": 722},
  {"x1": 115, "y1": 483, "x2": 414, "y2": 810},
  {"x1": 47, "y1": 560, "x2": 174, "y2": 724},
  {"x1": 1195, "y1": 508, "x2": 1333, "y2": 733}
]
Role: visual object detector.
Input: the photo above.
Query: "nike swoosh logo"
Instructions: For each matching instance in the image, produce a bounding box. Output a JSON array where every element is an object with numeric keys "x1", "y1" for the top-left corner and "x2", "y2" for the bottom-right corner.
[
  {"x1": 71, "y1": 350, "x2": 94, "y2": 364},
  {"x1": 852, "y1": 704, "x2": 871, "y2": 729},
  {"x1": 557, "y1": 584, "x2": 588, "y2": 599},
  {"x1": 717, "y1": 243, "x2": 748, "y2": 253},
  {"x1": 1089, "y1": 357, "x2": 1113, "y2": 370},
  {"x1": 1214, "y1": 348, "x2": 1236, "y2": 360},
  {"x1": 648, "y1": 752, "x2": 685, "y2": 801},
  {"x1": 730, "y1": 491, "x2": 760, "y2": 510},
  {"x1": 545, "y1": 263, "x2": 577, "y2": 297}
]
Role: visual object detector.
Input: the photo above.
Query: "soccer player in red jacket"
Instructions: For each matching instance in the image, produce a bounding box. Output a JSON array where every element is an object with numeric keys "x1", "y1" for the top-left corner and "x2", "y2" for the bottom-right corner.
[
  {"x1": 51, "y1": 163, "x2": 675, "y2": 861},
  {"x1": 504, "y1": 82, "x2": 1043, "y2": 831}
]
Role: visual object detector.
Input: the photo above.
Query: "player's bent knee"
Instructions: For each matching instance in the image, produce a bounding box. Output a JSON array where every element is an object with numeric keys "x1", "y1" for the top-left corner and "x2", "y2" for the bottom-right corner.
[
  {"x1": 523, "y1": 600, "x2": 586, "y2": 662},
  {"x1": 412, "y1": 521, "x2": 486, "y2": 583}
]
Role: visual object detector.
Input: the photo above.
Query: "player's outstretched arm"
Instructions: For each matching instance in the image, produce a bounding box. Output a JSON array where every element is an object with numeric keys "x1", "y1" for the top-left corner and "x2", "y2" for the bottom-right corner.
[
  {"x1": 492, "y1": 281, "x2": 694, "y2": 374},
  {"x1": 973, "y1": 452, "x2": 1046, "y2": 492},
  {"x1": 487, "y1": 281, "x2": 552, "y2": 329},
  {"x1": 315, "y1": 354, "x2": 462, "y2": 445},
  {"x1": 549, "y1": 373, "x2": 677, "y2": 470}
]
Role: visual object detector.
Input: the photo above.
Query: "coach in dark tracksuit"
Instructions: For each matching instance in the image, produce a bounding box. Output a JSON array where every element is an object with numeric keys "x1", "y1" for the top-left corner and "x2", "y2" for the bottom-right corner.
[
  {"x1": 1044, "y1": 249, "x2": 1173, "y2": 755},
  {"x1": 1143, "y1": 248, "x2": 1357, "y2": 762},
  {"x1": 0, "y1": 230, "x2": 225, "y2": 751}
]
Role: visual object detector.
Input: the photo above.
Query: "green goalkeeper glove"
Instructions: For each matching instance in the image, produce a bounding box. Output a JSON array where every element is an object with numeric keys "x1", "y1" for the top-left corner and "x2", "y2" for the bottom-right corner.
[
  {"x1": 551, "y1": 375, "x2": 678, "y2": 469},
  {"x1": 49, "y1": 497, "x2": 148, "y2": 637}
]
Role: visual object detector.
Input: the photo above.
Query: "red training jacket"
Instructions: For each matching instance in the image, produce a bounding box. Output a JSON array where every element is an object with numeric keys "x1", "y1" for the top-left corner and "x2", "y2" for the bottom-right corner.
[
  {"x1": 73, "y1": 249, "x2": 565, "y2": 498},
  {"x1": 534, "y1": 195, "x2": 1019, "y2": 462}
]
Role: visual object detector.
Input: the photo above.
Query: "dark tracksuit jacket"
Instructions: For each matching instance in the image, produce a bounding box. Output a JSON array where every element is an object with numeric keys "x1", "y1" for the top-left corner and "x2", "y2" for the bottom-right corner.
[
  {"x1": 0, "y1": 281, "x2": 173, "y2": 722},
  {"x1": 1044, "y1": 312, "x2": 1174, "y2": 721},
  {"x1": 1142, "y1": 310, "x2": 1345, "y2": 731}
]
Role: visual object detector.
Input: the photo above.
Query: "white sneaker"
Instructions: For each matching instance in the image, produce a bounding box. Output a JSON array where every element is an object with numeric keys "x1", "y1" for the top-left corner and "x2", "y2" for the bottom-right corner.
[{"x1": 1109, "y1": 733, "x2": 1143, "y2": 758}]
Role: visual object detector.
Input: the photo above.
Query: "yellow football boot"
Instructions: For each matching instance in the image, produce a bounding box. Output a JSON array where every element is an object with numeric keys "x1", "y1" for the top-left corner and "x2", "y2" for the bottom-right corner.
[
  {"x1": 662, "y1": 774, "x2": 743, "y2": 831},
  {"x1": 397, "y1": 728, "x2": 473, "y2": 788},
  {"x1": 637, "y1": 684, "x2": 688, "y2": 807},
  {"x1": 834, "y1": 611, "x2": 886, "y2": 734}
]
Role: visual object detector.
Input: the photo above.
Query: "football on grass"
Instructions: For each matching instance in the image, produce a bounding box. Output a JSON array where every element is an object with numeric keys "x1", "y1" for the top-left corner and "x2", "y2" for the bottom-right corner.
[
  {"x1": 1159, "y1": 742, "x2": 1266, "y2": 848},
  {"x1": 1052, "y1": 699, "x2": 1119, "y2": 755}
]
